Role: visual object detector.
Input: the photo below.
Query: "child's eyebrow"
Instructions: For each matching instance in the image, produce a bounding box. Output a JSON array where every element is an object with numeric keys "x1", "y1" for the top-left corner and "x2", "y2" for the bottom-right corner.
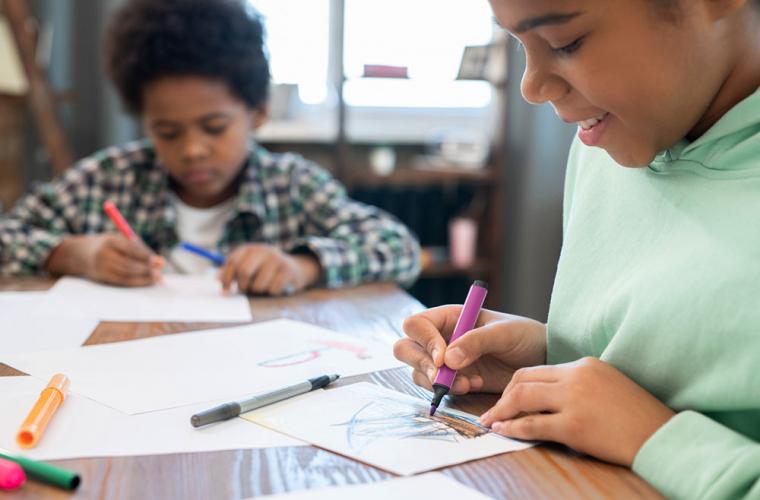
[
  {"x1": 506, "y1": 12, "x2": 583, "y2": 34},
  {"x1": 198, "y1": 112, "x2": 232, "y2": 122}
]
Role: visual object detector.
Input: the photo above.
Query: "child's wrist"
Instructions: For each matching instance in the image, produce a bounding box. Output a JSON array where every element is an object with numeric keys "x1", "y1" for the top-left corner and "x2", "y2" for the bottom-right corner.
[
  {"x1": 292, "y1": 253, "x2": 322, "y2": 287},
  {"x1": 44, "y1": 237, "x2": 84, "y2": 277}
]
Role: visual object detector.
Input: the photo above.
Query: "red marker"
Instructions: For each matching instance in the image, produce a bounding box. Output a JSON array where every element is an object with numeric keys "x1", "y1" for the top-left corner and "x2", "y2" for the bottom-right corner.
[{"x1": 103, "y1": 201, "x2": 138, "y2": 241}]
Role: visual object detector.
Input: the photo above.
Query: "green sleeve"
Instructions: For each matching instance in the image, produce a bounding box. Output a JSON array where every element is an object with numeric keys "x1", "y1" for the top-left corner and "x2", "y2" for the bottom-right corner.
[{"x1": 633, "y1": 411, "x2": 760, "y2": 499}]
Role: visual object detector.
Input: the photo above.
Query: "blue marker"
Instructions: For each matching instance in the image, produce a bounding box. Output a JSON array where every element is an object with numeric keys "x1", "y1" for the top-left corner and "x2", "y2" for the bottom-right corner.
[{"x1": 180, "y1": 242, "x2": 225, "y2": 266}]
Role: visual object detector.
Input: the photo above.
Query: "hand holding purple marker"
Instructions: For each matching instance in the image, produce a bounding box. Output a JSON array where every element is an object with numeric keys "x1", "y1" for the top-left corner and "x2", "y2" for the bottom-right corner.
[{"x1": 429, "y1": 280, "x2": 488, "y2": 416}]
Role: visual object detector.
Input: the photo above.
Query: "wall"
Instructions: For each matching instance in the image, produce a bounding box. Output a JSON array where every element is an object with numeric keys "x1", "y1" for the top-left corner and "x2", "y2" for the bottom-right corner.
[{"x1": 497, "y1": 43, "x2": 576, "y2": 321}]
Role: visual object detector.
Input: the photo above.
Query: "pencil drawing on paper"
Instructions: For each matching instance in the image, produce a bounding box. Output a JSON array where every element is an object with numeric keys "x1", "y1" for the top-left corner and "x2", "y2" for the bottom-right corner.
[
  {"x1": 257, "y1": 339, "x2": 371, "y2": 368},
  {"x1": 332, "y1": 396, "x2": 489, "y2": 452}
]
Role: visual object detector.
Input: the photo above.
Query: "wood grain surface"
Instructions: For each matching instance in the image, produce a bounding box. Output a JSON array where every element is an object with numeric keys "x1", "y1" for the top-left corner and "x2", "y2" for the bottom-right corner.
[{"x1": 0, "y1": 278, "x2": 661, "y2": 499}]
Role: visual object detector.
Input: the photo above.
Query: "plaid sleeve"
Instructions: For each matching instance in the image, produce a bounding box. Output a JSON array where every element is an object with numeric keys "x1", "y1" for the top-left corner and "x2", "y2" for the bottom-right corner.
[
  {"x1": 0, "y1": 160, "x2": 97, "y2": 276},
  {"x1": 288, "y1": 159, "x2": 421, "y2": 288}
]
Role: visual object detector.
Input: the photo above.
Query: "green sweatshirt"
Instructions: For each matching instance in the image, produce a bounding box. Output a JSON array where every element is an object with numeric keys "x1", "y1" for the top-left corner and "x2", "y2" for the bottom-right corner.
[{"x1": 547, "y1": 86, "x2": 760, "y2": 499}]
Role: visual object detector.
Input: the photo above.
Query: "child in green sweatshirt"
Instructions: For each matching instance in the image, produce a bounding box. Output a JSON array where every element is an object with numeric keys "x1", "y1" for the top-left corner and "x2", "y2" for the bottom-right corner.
[{"x1": 394, "y1": 0, "x2": 760, "y2": 498}]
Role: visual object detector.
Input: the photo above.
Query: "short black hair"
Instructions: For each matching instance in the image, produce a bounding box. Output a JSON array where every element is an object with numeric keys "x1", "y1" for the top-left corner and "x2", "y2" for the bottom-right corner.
[{"x1": 105, "y1": 0, "x2": 270, "y2": 114}]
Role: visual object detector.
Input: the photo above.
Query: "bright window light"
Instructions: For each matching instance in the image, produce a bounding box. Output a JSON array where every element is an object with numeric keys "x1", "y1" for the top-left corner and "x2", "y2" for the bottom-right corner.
[
  {"x1": 343, "y1": 0, "x2": 495, "y2": 108},
  {"x1": 249, "y1": 0, "x2": 330, "y2": 104}
]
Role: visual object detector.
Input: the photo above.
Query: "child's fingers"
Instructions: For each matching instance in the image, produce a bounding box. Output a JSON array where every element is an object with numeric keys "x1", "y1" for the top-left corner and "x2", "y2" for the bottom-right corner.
[
  {"x1": 235, "y1": 252, "x2": 267, "y2": 294},
  {"x1": 268, "y1": 266, "x2": 291, "y2": 296},
  {"x1": 219, "y1": 250, "x2": 246, "y2": 292},
  {"x1": 393, "y1": 338, "x2": 437, "y2": 381},
  {"x1": 249, "y1": 259, "x2": 281, "y2": 295},
  {"x1": 491, "y1": 413, "x2": 561, "y2": 443},
  {"x1": 108, "y1": 235, "x2": 153, "y2": 261},
  {"x1": 402, "y1": 308, "x2": 458, "y2": 367},
  {"x1": 411, "y1": 369, "x2": 434, "y2": 391},
  {"x1": 445, "y1": 319, "x2": 539, "y2": 371},
  {"x1": 103, "y1": 254, "x2": 153, "y2": 281},
  {"x1": 481, "y1": 381, "x2": 560, "y2": 427}
]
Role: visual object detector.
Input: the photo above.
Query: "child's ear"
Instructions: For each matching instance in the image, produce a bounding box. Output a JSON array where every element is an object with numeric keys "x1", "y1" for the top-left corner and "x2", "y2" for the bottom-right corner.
[
  {"x1": 249, "y1": 104, "x2": 269, "y2": 129},
  {"x1": 704, "y1": 0, "x2": 751, "y2": 20}
]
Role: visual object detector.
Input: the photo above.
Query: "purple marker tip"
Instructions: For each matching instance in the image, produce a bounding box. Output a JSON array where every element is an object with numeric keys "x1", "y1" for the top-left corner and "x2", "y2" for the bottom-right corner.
[{"x1": 429, "y1": 405, "x2": 437, "y2": 416}]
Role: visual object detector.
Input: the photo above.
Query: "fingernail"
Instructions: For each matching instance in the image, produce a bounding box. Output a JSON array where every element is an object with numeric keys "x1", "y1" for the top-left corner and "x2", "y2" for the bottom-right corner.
[
  {"x1": 492, "y1": 421, "x2": 504, "y2": 433},
  {"x1": 431, "y1": 348, "x2": 440, "y2": 362},
  {"x1": 426, "y1": 366, "x2": 436, "y2": 380},
  {"x1": 446, "y1": 347, "x2": 465, "y2": 366}
]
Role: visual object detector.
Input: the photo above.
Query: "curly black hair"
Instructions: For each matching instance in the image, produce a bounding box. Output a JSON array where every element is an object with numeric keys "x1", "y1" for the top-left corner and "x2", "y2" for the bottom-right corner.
[{"x1": 105, "y1": 0, "x2": 270, "y2": 114}]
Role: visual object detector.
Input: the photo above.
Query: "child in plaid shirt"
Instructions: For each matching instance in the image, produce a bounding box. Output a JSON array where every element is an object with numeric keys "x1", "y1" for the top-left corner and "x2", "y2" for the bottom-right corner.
[{"x1": 0, "y1": 0, "x2": 420, "y2": 295}]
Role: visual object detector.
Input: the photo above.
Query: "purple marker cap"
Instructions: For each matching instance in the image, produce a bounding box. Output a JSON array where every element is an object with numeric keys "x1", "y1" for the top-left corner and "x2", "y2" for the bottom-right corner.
[{"x1": 430, "y1": 280, "x2": 488, "y2": 416}]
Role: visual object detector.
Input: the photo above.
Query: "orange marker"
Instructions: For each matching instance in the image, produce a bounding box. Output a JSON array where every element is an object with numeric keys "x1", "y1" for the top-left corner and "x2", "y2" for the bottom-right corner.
[
  {"x1": 103, "y1": 200, "x2": 138, "y2": 241},
  {"x1": 16, "y1": 374, "x2": 70, "y2": 449}
]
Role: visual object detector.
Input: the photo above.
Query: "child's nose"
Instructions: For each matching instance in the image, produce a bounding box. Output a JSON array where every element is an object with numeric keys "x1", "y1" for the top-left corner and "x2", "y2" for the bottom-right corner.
[
  {"x1": 520, "y1": 61, "x2": 569, "y2": 106},
  {"x1": 181, "y1": 135, "x2": 210, "y2": 162}
]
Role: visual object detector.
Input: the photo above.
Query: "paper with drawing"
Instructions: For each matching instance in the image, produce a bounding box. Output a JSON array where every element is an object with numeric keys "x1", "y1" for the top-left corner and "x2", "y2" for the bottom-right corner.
[
  {"x1": 243, "y1": 382, "x2": 533, "y2": 475},
  {"x1": 1, "y1": 319, "x2": 403, "y2": 414}
]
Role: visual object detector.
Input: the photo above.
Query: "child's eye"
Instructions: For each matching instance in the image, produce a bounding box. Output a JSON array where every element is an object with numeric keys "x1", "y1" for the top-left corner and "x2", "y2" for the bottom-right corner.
[
  {"x1": 552, "y1": 37, "x2": 584, "y2": 56},
  {"x1": 204, "y1": 125, "x2": 227, "y2": 136},
  {"x1": 156, "y1": 131, "x2": 180, "y2": 141}
]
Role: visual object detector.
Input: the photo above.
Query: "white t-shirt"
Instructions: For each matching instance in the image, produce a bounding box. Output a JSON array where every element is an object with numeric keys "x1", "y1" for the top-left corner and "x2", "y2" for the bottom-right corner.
[{"x1": 167, "y1": 194, "x2": 235, "y2": 274}]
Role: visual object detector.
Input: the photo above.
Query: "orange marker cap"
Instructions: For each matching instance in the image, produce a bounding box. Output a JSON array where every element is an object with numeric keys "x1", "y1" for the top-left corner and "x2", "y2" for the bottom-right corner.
[{"x1": 16, "y1": 374, "x2": 70, "y2": 449}]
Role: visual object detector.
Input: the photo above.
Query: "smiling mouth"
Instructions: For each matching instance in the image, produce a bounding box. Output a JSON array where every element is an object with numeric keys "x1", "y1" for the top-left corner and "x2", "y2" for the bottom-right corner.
[{"x1": 577, "y1": 112, "x2": 609, "y2": 130}]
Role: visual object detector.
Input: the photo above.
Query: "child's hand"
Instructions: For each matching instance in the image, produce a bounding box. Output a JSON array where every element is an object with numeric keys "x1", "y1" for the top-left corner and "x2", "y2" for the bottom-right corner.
[
  {"x1": 480, "y1": 357, "x2": 675, "y2": 467},
  {"x1": 394, "y1": 307, "x2": 547, "y2": 395},
  {"x1": 219, "y1": 244, "x2": 321, "y2": 296},
  {"x1": 45, "y1": 234, "x2": 163, "y2": 287}
]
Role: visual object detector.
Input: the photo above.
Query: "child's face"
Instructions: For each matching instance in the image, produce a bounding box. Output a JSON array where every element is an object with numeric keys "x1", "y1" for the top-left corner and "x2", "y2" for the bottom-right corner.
[
  {"x1": 489, "y1": 0, "x2": 736, "y2": 167},
  {"x1": 142, "y1": 76, "x2": 266, "y2": 207}
]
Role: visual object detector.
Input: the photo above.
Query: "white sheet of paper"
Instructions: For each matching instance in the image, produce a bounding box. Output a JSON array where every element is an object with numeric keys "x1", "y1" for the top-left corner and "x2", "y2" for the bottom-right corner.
[
  {"x1": 244, "y1": 382, "x2": 534, "y2": 476},
  {"x1": 252, "y1": 473, "x2": 492, "y2": 500},
  {"x1": 0, "y1": 292, "x2": 98, "y2": 356},
  {"x1": 45, "y1": 276, "x2": 252, "y2": 322},
  {"x1": 2, "y1": 319, "x2": 403, "y2": 414},
  {"x1": 0, "y1": 376, "x2": 302, "y2": 460}
]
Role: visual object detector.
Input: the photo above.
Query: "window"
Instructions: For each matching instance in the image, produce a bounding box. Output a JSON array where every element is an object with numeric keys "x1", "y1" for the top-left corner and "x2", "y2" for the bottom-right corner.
[
  {"x1": 251, "y1": 1, "x2": 498, "y2": 143},
  {"x1": 343, "y1": 0, "x2": 494, "y2": 109}
]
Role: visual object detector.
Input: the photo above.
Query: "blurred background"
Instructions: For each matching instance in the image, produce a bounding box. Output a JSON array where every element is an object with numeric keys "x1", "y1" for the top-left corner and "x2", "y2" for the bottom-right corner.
[{"x1": 0, "y1": 0, "x2": 575, "y2": 320}]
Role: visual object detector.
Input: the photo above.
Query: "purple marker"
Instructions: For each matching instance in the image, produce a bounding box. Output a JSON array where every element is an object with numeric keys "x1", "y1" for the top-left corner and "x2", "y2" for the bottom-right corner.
[{"x1": 429, "y1": 280, "x2": 488, "y2": 416}]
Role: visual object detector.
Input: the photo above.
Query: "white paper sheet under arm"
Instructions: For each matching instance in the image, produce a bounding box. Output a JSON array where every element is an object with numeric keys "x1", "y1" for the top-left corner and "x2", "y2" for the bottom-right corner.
[
  {"x1": 0, "y1": 376, "x2": 302, "y2": 460},
  {"x1": 1, "y1": 319, "x2": 403, "y2": 414},
  {"x1": 243, "y1": 382, "x2": 534, "y2": 476},
  {"x1": 0, "y1": 292, "x2": 98, "y2": 356},
  {"x1": 45, "y1": 276, "x2": 252, "y2": 322},
  {"x1": 252, "y1": 473, "x2": 492, "y2": 500}
]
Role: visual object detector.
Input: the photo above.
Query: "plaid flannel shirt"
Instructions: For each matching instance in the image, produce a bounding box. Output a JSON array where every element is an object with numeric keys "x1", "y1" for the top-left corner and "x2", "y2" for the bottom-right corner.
[{"x1": 0, "y1": 140, "x2": 421, "y2": 287}]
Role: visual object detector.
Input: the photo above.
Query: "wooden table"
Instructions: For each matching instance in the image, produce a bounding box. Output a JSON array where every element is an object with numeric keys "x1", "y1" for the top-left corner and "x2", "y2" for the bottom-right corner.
[{"x1": 0, "y1": 278, "x2": 661, "y2": 499}]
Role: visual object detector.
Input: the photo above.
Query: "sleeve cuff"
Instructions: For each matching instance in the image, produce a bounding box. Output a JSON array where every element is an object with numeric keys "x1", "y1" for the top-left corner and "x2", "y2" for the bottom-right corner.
[
  {"x1": 288, "y1": 236, "x2": 365, "y2": 288},
  {"x1": 633, "y1": 410, "x2": 760, "y2": 499}
]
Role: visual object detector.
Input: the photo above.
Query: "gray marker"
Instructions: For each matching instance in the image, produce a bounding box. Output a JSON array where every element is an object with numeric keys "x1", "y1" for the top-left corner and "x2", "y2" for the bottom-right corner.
[{"x1": 190, "y1": 374, "x2": 340, "y2": 428}]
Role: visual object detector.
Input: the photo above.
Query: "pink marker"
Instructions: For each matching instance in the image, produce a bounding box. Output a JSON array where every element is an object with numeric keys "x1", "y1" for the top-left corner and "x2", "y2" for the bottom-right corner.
[
  {"x1": 103, "y1": 201, "x2": 138, "y2": 241},
  {"x1": 430, "y1": 280, "x2": 488, "y2": 416},
  {"x1": 0, "y1": 457, "x2": 26, "y2": 491}
]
